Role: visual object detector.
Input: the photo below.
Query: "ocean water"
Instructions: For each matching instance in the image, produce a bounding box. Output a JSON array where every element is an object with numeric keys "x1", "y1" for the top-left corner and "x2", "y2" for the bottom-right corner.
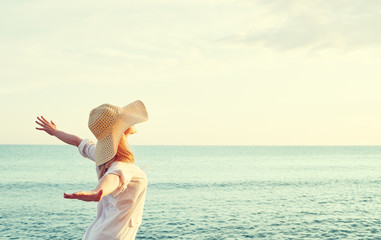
[{"x1": 0, "y1": 145, "x2": 380, "y2": 240}]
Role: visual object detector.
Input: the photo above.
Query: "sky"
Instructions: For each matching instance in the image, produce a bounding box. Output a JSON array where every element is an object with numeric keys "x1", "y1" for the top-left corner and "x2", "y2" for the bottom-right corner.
[{"x1": 1, "y1": 0, "x2": 381, "y2": 145}]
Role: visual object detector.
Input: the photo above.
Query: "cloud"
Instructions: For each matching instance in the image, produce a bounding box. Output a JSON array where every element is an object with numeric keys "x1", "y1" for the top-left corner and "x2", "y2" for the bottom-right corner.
[{"x1": 218, "y1": 0, "x2": 381, "y2": 51}]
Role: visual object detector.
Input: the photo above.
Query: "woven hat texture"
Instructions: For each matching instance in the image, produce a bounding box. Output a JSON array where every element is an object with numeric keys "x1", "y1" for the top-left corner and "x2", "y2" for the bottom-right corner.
[{"x1": 88, "y1": 100, "x2": 148, "y2": 166}]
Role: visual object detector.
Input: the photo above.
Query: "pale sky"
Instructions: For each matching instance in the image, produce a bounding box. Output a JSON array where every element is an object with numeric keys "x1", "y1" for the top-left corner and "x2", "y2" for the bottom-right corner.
[{"x1": 1, "y1": 0, "x2": 381, "y2": 145}]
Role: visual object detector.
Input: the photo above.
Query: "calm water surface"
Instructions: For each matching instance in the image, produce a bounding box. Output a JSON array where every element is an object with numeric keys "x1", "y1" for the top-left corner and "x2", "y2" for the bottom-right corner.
[{"x1": 0, "y1": 145, "x2": 380, "y2": 239}]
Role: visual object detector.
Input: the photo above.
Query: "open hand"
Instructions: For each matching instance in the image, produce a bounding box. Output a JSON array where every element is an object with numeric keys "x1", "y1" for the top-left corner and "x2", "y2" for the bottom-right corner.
[
  {"x1": 35, "y1": 116, "x2": 57, "y2": 136},
  {"x1": 64, "y1": 190, "x2": 103, "y2": 202}
]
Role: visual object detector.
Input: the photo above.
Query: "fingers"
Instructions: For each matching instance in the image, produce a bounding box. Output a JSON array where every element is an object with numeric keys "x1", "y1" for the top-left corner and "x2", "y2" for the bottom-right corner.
[
  {"x1": 51, "y1": 120, "x2": 56, "y2": 126},
  {"x1": 72, "y1": 191, "x2": 87, "y2": 196},
  {"x1": 63, "y1": 193, "x2": 75, "y2": 199},
  {"x1": 40, "y1": 116, "x2": 50, "y2": 125},
  {"x1": 36, "y1": 117, "x2": 48, "y2": 127},
  {"x1": 35, "y1": 121, "x2": 45, "y2": 128},
  {"x1": 41, "y1": 116, "x2": 51, "y2": 124},
  {"x1": 64, "y1": 191, "x2": 89, "y2": 200},
  {"x1": 36, "y1": 116, "x2": 45, "y2": 124}
]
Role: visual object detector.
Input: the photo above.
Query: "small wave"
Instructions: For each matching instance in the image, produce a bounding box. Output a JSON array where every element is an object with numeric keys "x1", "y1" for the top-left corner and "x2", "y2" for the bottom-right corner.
[
  {"x1": 0, "y1": 182, "x2": 94, "y2": 191},
  {"x1": 147, "y1": 179, "x2": 381, "y2": 190}
]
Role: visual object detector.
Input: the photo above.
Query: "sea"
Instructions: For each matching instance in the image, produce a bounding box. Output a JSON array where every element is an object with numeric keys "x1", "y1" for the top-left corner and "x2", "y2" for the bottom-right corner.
[{"x1": 0, "y1": 145, "x2": 380, "y2": 240}]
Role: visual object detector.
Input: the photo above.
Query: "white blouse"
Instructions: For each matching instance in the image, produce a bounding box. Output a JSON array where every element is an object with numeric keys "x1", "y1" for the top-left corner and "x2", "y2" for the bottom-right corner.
[{"x1": 78, "y1": 139, "x2": 148, "y2": 240}]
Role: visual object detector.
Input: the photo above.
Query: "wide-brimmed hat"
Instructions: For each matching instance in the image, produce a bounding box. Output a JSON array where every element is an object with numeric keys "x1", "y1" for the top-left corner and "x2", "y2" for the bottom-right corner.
[{"x1": 88, "y1": 100, "x2": 148, "y2": 166}]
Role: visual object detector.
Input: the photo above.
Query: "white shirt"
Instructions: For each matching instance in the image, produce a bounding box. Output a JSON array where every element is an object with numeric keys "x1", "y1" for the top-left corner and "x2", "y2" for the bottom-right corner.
[{"x1": 78, "y1": 139, "x2": 148, "y2": 240}]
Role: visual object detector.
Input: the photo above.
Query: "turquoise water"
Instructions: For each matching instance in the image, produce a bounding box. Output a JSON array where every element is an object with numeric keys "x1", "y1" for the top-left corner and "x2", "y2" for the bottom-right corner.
[{"x1": 0, "y1": 145, "x2": 380, "y2": 239}]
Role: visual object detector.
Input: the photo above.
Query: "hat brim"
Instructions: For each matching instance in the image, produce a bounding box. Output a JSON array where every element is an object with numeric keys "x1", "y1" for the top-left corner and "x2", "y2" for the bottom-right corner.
[{"x1": 94, "y1": 100, "x2": 148, "y2": 166}]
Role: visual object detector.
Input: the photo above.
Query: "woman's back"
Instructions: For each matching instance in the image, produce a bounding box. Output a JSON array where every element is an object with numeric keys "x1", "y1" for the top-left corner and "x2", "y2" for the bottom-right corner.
[{"x1": 83, "y1": 162, "x2": 148, "y2": 240}]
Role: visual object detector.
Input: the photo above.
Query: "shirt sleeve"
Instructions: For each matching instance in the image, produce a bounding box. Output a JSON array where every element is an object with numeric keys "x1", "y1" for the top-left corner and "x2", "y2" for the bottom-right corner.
[
  {"x1": 105, "y1": 162, "x2": 133, "y2": 197},
  {"x1": 78, "y1": 139, "x2": 96, "y2": 162}
]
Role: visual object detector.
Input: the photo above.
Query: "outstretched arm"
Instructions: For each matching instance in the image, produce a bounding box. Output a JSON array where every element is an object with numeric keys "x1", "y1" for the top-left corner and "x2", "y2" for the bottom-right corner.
[
  {"x1": 64, "y1": 173, "x2": 120, "y2": 202},
  {"x1": 35, "y1": 116, "x2": 82, "y2": 147}
]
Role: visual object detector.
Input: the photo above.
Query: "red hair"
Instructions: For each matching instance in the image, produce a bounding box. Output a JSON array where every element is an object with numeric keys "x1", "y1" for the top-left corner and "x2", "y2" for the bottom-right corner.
[{"x1": 98, "y1": 134, "x2": 134, "y2": 179}]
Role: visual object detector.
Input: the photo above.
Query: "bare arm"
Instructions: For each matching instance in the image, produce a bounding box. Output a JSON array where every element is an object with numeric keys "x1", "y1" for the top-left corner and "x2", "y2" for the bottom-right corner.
[
  {"x1": 35, "y1": 116, "x2": 82, "y2": 147},
  {"x1": 63, "y1": 174, "x2": 120, "y2": 202}
]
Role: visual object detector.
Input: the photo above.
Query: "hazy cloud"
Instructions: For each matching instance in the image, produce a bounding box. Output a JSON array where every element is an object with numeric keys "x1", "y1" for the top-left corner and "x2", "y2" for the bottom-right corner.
[{"x1": 218, "y1": 0, "x2": 381, "y2": 51}]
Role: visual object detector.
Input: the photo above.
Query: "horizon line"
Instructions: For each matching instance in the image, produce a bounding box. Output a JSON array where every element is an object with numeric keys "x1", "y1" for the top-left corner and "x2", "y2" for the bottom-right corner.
[{"x1": 1, "y1": 144, "x2": 381, "y2": 147}]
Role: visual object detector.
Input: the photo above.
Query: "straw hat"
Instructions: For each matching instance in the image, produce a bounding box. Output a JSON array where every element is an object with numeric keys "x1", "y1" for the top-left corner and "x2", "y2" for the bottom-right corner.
[{"x1": 88, "y1": 100, "x2": 148, "y2": 166}]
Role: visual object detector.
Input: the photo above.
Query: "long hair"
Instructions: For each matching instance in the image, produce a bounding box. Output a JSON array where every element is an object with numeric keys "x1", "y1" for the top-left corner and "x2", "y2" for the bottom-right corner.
[{"x1": 98, "y1": 134, "x2": 134, "y2": 179}]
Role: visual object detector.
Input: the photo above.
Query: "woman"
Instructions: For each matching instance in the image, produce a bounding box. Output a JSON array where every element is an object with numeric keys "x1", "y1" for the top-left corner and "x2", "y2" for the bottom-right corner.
[{"x1": 35, "y1": 100, "x2": 149, "y2": 240}]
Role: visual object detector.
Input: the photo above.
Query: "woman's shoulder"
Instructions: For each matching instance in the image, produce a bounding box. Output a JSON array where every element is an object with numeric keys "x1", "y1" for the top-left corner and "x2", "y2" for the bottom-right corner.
[
  {"x1": 110, "y1": 161, "x2": 132, "y2": 167},
  {"x1": 109, "y1": 161, "x2": 137, "y2": 172},
  {"x1": 109, "y1": 162, "x2": 146, "y2": 177}
]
